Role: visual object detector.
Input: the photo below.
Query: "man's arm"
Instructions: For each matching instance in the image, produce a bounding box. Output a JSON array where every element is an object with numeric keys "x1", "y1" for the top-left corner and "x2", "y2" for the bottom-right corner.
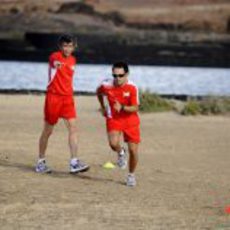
[
  {"x1": 114, "y1": 101, "x2": 138, "y2": 113},
  {"x1": 96, "y1": 87, "x2": 106, "y2": 116},
  {"x1": 123, "y1": 104, "x2": 139, "y2": 112}
]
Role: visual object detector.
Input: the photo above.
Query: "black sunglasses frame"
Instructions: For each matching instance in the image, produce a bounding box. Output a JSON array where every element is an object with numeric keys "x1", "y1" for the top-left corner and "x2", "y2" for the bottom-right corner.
[{"x1": 112, "y1": 73, "x2": 126, "y2": 78}]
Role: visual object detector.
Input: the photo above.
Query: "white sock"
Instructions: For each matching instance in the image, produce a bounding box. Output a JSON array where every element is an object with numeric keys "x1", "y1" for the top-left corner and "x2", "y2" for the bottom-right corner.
[
  {"x1": 119, "y1": 148, "x2": 125, "y2": 156},
  {"x1": 70, "y1": 158, "x2": 78, "y2": 165},
  {"x1": 38, "y1": 158, "x2": 45, "y2": 163},
  {"x1": 128, "y1": 173, "x2": 135, "y2": 177}
]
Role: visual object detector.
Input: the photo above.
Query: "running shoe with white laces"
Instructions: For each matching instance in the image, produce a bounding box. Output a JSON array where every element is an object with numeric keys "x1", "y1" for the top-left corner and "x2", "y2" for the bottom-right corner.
[
  {"x1": 126, "y1": 174, "x2": 136, "y2": 187},
  {"x1": 117, "y1": 148, "x2": 127, "y2": 169},
  {"x1": 35, "y1": 159, "x2": 52, "y2": 173},
  {"x1": 70, "y1": 159, "x2": 90, "y2": 173}
]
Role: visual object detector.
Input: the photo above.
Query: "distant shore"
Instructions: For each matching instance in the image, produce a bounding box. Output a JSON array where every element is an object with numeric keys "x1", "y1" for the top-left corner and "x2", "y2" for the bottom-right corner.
[
  {"x1": 0, "y1": 89, "x2": 225, "y2": 101},
  {"x1": 0, "y1": 32, "x2": 230, "y2": 68},
  {"x1": 0, "y1": 1, "x2": 229, "y2": 67}
]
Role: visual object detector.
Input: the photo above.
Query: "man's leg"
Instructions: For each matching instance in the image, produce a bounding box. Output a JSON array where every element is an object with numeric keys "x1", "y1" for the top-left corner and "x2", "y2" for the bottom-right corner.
[
  {"x1": 108, "y1": 131, "x2": 122, "y2": 153},
  {"x1": 127, "y1": 142, "x2": 139, "y2": 173},
  {"x1": 39, "y1": 122, "x2": 54, "y2": 159},
  {"x1": 125, "y1": 142, "x2": 139, "y2": 186},
  {"x1": 64, "y1": 118, "x2": 78, "y2": 159},
  {"x1": 36, "y1": 122, "x2": 54, "y2": 173},
  {"x1": 108, "y1": 131, "x2": 127, "y2": 169},
  {"x1": 64, "y1": 118, "x2": 89, "y2": 173},
  {"x1": 124, "y1": 124, "x2": 140, "y2": 186}
]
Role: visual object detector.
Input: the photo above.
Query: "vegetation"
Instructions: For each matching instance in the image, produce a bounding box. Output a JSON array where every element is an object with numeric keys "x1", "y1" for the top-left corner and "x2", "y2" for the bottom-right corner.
[
  {"x1": 139, "y1": 91, "x2": 174, "y2": 113},
  {"x1": 139, "y1": 91, "x2": 230, "y2": 116},
  {"x1": 181, "y1": 97, "x2": 230, "y2": 115},
  {"x1": 181, "y1": 100, "x2": 201, "y2": 115}
]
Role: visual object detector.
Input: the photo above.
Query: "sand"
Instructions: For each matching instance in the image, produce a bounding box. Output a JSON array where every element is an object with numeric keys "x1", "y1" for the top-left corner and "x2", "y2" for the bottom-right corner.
[{"x1": 0, "y1": 95, "x2": 230, "y2": 230}]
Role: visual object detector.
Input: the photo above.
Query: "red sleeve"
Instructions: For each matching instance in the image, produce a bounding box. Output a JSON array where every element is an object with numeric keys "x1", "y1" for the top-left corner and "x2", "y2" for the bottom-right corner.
[
  {"x1": 49, "y1": 53, "x2": 57, "y2": 68},
  {"x1": 97, "y1": 84, "x2": 105, "y2": 94},
  {"x1": 130, "y1": 86, "x2": 139, "y2": 106}
]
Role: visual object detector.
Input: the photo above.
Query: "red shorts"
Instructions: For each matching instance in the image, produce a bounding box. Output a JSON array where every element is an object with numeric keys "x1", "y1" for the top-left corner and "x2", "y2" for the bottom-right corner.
[
  {"x1": 44, "y1": 93, "x2": 76, "y2": 125},
  {"x1": 106, "y1": 119, "x2": 141, "y2": 144}
]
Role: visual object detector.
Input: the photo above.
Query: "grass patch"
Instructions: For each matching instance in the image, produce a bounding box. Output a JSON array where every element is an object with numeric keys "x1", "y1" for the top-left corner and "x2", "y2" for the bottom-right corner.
[
  {"x1": 181, "y1": 96, "x2": 230, "y2": 115},
  {"x1": 139, "y1": 91, "x2": 174, "y2": 113},
  {"x1": 139, "y1": 92, "x2": 230, "y2": 116},
  {"x1": 181, "y1": 100, "x2": 201, "y2": 115}
]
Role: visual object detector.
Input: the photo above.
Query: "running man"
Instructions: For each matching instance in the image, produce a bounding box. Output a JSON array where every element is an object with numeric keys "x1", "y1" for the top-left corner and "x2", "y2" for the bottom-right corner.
[
  {"x1": 35, "y1": 34, "x2": 89, "y2": 173},
  {"x1": 96, "y1": 62, "x2": 140, "y2": 186}
]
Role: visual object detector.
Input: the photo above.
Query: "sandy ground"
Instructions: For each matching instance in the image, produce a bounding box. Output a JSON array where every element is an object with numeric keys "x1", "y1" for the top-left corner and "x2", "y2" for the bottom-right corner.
[{"x1": 0, "y1": 95, "x2": 230, "y2": 230}]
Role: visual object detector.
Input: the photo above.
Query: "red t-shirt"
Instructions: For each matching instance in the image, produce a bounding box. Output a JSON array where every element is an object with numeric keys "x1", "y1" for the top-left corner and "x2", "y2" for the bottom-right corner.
[
  {"x1": 97, "y1": 79, "x2": 140, "y2": 126},
  {"x1": 47, "y1": 51, "x2": 76, "y2": 96}
]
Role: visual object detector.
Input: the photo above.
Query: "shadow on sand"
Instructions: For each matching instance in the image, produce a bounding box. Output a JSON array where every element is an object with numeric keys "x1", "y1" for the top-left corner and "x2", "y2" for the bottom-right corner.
[{"x1": 0, "y1": 160, "x2": 125, "y2": 186}]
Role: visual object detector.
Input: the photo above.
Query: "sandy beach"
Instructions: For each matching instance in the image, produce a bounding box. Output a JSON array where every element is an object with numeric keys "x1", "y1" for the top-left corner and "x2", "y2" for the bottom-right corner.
[{"x1": 0, "y1": 95, "x2": 230, "y2": 230}]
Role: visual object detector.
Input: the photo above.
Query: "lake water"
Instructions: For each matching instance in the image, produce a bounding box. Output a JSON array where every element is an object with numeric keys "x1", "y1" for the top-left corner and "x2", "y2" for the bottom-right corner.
[{"x1": 0, "y1": 61, "x2": 229, "y2": 96}]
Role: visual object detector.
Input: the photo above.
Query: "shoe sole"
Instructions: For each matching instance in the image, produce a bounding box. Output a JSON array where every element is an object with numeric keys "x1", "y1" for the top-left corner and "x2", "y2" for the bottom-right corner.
[
  {"x1": 35, "y1": 169, "x2": 52, "y2": 174},
  {"x1": 127, "y1": 183, "x2": 136, "y2": 187},
  {"x1": 118, "y1": 166, "x2": 127, "y2": 170},
  {"x1": 70, "y1": 165, "x2": 90, "y2": 174},
  {"x1": 126, "y1": 181, "x2": 136, "y2": 187},
  {"x1": 117, "y1": 161, "x2": 127, "y2": 169}
]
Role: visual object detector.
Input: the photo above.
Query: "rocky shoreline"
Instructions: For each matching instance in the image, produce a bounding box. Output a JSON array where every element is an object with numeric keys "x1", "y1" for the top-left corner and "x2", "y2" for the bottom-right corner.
[
  {"x1": 0, "y1": 31, "x2": 229, "y2": 67},
  {"x1": 0, "y1": 1, "x2": 229, "y2": 67}
]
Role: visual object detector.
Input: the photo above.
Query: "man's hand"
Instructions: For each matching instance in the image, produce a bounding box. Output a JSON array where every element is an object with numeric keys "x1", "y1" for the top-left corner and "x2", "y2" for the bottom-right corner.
[
  {"x1": 54, "y1": 61, "x2": 64, "y2": 69},
  {"x1": 114, "y1": 101, "x2": 122, "y2": 113}
]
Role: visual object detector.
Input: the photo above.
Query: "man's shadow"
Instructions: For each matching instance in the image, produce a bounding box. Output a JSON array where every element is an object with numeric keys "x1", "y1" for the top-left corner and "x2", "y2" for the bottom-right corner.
[{"x1": 0, "y1": 160, "x2": 125, "y2": 185}]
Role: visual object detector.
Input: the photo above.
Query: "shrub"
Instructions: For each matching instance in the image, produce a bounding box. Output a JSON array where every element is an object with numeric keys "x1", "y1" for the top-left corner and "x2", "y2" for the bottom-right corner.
[
  {"x1": 181, "y1": 100, "x2": 201, "y2": 115},
  {"x1": 200, "y1": 98, "x2": 222, "y2": 115},
  {"x1": 181, "y1": 97, "x2": 230, "y2": 115},
  {"x1": 139, "y1": 91, "x2": 173, "y2": 113}
]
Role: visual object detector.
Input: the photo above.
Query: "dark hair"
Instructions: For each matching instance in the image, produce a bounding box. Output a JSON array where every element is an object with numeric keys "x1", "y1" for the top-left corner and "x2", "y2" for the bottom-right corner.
[
  {"x1": 112, "y1": 61, "x2": 129, "y2": 73},
  {"x1": 58, "y1": 34, "x2": 75, "y2": 45}
]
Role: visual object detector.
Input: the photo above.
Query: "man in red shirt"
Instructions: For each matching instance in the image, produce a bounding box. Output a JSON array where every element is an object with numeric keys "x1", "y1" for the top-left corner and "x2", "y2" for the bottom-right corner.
[
  {"x1": 35, "y1": 34, "x2": 89, "y2": 173},
  {"x1": 97, "y1": 62, "x2": 140, "y2": 186}
]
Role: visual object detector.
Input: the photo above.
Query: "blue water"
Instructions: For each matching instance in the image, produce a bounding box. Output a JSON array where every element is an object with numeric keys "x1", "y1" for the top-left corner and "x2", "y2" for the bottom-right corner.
[{"x1": 0, "y1": 61, "x2": 229, "y2": 96}]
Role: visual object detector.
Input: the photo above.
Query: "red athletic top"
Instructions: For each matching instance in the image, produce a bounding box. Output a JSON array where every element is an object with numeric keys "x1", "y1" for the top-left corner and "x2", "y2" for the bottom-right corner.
[
  {"x1": 97, "y1": 79, "x2": 140, "y2": 126},
  {"x1": 47, "y1": 51, "x2": 76, "y2": 96}
]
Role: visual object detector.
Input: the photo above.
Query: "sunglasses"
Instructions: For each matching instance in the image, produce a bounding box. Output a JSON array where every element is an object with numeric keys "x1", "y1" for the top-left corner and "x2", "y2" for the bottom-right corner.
[{"x1": 112, "y1": 73, "x2": 126, "y2": 78}]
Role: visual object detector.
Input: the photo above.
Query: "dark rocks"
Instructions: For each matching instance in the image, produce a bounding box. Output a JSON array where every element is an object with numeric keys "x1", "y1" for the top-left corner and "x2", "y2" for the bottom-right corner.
[
  {"x1": 56, "y1": 2, "x2": 124, "y2": 26},
  {"x1": 57, "y1": 2, "x2": 95, "y2": 14},
  {"x1": 0, "y1": 32, "x2": 226, "y2": 67}
]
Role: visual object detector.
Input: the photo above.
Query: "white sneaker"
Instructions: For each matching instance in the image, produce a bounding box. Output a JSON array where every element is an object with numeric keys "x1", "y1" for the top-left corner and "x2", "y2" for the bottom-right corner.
[
  {"x1": 70, "y1": 159, "x2": 90, "y2": 173},
  {"x1": 35, "y1": 159, "x2": 52, "y2": 173},
  {"x1": 117, "y1": 148, "x2": 127, "y2": 169},
  {"x1": 126, "y1": 174, "x2": 136, "y2": 187}
]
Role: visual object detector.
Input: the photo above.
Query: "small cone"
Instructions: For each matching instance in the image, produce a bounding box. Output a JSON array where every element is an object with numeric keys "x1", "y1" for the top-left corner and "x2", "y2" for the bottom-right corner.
[{"x1": 103, "y1": 161, "x2": 116, "y2": 169}]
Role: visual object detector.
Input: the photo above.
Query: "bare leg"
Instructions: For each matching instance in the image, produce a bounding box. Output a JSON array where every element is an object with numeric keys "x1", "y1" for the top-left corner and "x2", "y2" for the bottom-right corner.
[
  {"x1": 64, "y1": 118, "x2": 78, "y2": 159},
  {"x1": 39, "y1": 122, "x2": 54, "y2": 159},
  {"x1": 107, "y1": 131, "x2": 122, "y2": 154},
  {"x1": 127, "y1": 142, "x2": 139, "y2": 173}
]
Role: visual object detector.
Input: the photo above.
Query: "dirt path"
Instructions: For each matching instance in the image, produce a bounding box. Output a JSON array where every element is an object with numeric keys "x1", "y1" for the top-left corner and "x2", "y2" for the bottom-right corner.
[{"x1": 0, "y1": 95, "x2": 230, "y2": 229}]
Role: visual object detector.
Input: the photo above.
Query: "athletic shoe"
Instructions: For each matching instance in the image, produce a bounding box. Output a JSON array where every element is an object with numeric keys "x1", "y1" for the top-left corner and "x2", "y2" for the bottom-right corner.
[
  {"x1": 126, "y1": 174, "x2": 136, "y2": 187},
  {"x1": 70, "y1": 159, "x2": 89, "y2": 173},
  {"x1": 35, "y1": 159, "x2": 52, "y2": 173},
  {"x1": 117, "y1": 148, "x2": 127, "y2": 169}
]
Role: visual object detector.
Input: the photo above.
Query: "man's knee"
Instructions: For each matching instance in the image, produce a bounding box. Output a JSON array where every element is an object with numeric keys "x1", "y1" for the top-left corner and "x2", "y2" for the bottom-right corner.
[
  {"x1": 109, "y1": 140, "x2": 119, "y2": 151},
  {"x1": 42, "y1": 125, "x2": 54, "y2": 138},
  {"x1": 69, "y1": 123, "x2": 77, "y2": 135},
  {"x1": 44, "y1": 129, "x2": 53, "y2": 138},
  {"x1": 128, "y1": 144, "x2": 138, "y2": 156}
]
